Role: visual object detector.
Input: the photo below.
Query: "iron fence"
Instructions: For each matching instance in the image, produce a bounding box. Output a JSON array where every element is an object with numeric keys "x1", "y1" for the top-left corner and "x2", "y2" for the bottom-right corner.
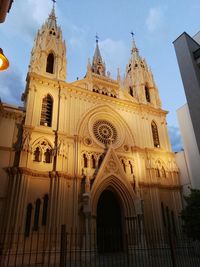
[{"x1": 0, "y1": 226, "x2": 200, "y2": 267}]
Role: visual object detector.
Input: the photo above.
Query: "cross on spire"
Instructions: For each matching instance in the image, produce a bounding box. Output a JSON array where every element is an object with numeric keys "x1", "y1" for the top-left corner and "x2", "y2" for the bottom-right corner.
[
  {"x1": 130, "y1": 31, "x2": 135, "y2": 40},
  {"x1": 95, "y1": 33, "x2": 99, "y2": 43},
  {"x1": 52, "y1": 0, "x2": 56, "y2": 7}
]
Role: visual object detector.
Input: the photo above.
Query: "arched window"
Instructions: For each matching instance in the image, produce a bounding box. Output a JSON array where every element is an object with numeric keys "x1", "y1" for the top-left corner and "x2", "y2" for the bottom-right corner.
[
  {"x1": 161, "y1": 167, "x2": 166, "y2": 178},
  {"x1": 92, "y1": 155, "x2": 96, "y2": 169},
  {"x1": 44, "y1": 149, "x2": 51, "y2": 163},
  {"x1": 83, "y1": 154, "x2": 88, "y2": 168},
  {"x1": 122, "y1": 159, "x2": 126, "y2": 173},
  {"x1": 25, "y1": 203, "x2": 32, "y2": 237},
  {"x1": 46, "y1": 53, "x2": 54, "y2": 74},
  {"x1": 42, "y1": 194, "x2": 49, "y2": 226},
  {"x1": 40, "y1": 94, "x2": 53, "y2": 127},
  {"x1": 33, "y1": 147, "x2": 41, "y2": 162},
  {"x1": 129, "y1": 86, "x2": 134, "y2": 97},
  {"x1": 151, "y1": 121, "x2": 160, "y2": 148},
  {"x1": 129, "y1": 161, "x2": 133, "y2": 174},
  {"x1": 33, "y1": 199, "x2": 41, "y2": 231},
  {"x1": 145, "y1": 86, "x2": 151, "y2": 103},
  {"x1": 156, "y1": 168, "x2": 160, "y2": 177}
]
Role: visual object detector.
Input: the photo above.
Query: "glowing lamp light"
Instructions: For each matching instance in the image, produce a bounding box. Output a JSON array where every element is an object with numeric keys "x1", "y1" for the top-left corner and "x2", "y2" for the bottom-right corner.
[{"x1": 0, "y1": 48, "x2": 9, "y2": 71}]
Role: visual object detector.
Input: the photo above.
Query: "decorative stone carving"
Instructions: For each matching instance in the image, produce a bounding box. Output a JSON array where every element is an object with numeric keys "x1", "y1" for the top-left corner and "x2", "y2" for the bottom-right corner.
[{"x1": 22, "y1": 129, "x2": 31, "y2": 152}]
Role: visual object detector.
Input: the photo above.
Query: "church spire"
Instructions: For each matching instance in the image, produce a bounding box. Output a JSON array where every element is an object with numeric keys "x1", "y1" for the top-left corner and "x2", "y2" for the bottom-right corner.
[
  {"x1": 130, "y1": 32, "x2": 140, "y2": 61},
  {"x1": 92, "y1": 35, "x2": 106, "y2": 76},
  {"x1": 28, "y1": 3, "x2": 67, "y2": 81},
  {"x1": 47, "y1": 2, "x2": 57, "y2": 30}
]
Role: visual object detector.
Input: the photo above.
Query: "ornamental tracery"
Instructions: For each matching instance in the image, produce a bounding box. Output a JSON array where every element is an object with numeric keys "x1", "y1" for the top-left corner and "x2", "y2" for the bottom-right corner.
[
  {"x1": 32, "y1": 139, "x2": 53, "y2": 163},
  {"x1": 93, "y1": 120, "x2": 117, "y2": 145}
]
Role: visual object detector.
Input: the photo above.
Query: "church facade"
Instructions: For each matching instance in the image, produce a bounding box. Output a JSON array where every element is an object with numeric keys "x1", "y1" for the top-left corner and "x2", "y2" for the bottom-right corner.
[{"x1": 0, "y1": 8, "x2": 182, "y2": 241}]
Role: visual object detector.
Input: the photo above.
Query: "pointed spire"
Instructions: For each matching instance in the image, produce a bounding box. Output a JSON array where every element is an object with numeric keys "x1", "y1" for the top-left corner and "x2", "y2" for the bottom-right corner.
[
  {"x1": 47, "y1": 1, "x2": 57, "y2": 29},
  {"x1": 92, "y1": 34, "x2": 106, "y2": 76},
  {"x1": 130, "y1": 32, "x2": 140, "y2": 59},
  {"x1": 117, "y1": 68, "x2": 121, "y2": 82},
  {"x1": 93, "y1": 34, "x2": 103, "y2": 63}
]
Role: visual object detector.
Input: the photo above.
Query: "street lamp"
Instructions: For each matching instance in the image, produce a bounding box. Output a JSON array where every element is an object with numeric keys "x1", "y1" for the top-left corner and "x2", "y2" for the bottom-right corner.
[{"x1": 0, "y1": 48, "x2": 9, "y2": 71}]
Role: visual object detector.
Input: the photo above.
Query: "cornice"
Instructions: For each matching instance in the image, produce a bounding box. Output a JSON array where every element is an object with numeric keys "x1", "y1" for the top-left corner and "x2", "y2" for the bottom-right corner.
[
  {"x1": 26, "y1": 72, "x2": 167, "y2": 116},
  {"x1": 0, "y1": 104, "x2": 25, "y2": 122},
  {"x1": 5, "y1": 166, "x2": 77, "y2": 180},
  {"x1": 139, "y1": 181, "x2": 181, "y2": 190}
]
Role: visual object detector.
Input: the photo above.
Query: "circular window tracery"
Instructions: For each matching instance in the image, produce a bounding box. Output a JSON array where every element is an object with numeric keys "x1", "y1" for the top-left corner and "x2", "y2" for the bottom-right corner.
[{"x1": 93, "y1": 120, "x2": 117, "y2": 145}]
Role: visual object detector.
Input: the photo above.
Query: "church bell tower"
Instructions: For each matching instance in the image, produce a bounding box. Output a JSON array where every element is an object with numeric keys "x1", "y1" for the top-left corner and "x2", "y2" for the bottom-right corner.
[
  {"x1": 28, "y1": 6, "x2": 67, "y2": 81},
  {"x1": 124, "y1": 36, "x2": 161, "y2": 108}
]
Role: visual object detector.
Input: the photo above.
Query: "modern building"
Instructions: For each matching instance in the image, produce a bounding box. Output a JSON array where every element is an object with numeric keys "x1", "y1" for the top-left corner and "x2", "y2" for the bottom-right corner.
[
  {"x1": 0, "y1": 0, "x2": 13, "y2": 23},
  {"x1": 174, "y1": 32, "x2": 200, "y2": 191},
  {"x1": 0, "y1": 7, "x2": 182, "y2": 251}
]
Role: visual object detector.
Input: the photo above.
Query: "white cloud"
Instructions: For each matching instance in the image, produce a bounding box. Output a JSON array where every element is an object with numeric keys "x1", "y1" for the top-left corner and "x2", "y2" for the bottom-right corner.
[
  {"x1": 98, "y1": 39, "x2": 129, "y2": 78},
  {"x1": 146, "y1": 6, "x2": 165, "y2": 33},
  {"x1": 1, "y1": 0, "x2": 52, "y2": 42},
  {"x1": 0, "y1": 66, "x2": 24, "y2": 106}
]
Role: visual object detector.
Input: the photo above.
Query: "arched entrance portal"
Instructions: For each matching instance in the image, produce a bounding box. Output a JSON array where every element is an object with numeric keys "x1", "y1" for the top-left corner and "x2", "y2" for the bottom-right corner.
[{"x1": 97, "y1": 190, "x2": 123, "y2": 252}]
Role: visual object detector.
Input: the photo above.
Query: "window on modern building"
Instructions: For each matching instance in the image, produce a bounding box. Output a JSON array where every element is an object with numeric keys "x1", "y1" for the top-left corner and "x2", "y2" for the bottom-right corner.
[
  {"x1": 40, "y1": 94, "x2": 53, "y2": 127},
  {"x1": 83, "y1": 154, "x2": 88, "y2": 168},
  {"x1": 33, "y1": 199, "x2": 41, "y2": 231},
  {"x1": 44, "y1": 149, "x2": 51, "y2": 163},
  {"x1": 129, "y1": 86, "x2": 134, "y2": 97},
  {"x1": 42, "y1": 194, "x2": 49, "y2": 226},
  {"x1": 151, "y1": 121, "x2": 160, "y2": 148},
  {"x1": 33, "y1": 147, "x2": 41, "y2": 162},
  {"x1": 46, "y1": 53, "x2": 54, "y2": 74},
  {"x1": 129, "y1": 161, "x2": 133, "y2": 174},
  {"x1": 92, "y1": 155, "x2": 96, "y2": 169},
  {"x1": 145, "y1": 86, "x2": 151, "y2": 103},
  {"x1": 122, "y1": 160, "x2": 126, "y2": 173},
  {"x1": 25, "y1": 203, "x2": 32, "y2": 237}
]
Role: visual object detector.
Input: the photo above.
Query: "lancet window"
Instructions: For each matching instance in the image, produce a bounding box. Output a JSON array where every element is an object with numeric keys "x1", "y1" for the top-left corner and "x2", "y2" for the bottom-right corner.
[
  {"x1": 83, "y1": 154, "x2": 88, "y2": 168},
  {"x1": 25, "y1": 203, "x2": 33, "y2": 237},
  {"x1": 155, "y1": 168, "x2": 160, "y2": 177},
  {"x1": 33, "y1": 199, "x2": 41, "y2": 231},
  {"x1": 42, "y1": 194, "x2": 49, "y2": 226},
  {"x1": 32, "y1": 139, "x2": 53, "y2": 164},
  {"x1": 151, "y1": 121, "x2": 160, "y2": 148},
  {"x1": 46, "y1": 53, "x2": 54, "y2": 74},
  {"x1": 145, "y1": 86, "x2": 151, "y2": 103},
  {"x1": 44, "y1": 149, "x2": 51, "y2": 163},
  {"x1": 161, "y1": 167, "x2": 166, "y2": 178},
  {"x1": 122, "y1": 159, "x2": 126, "y2": 173},
  {"x1": 40, "y1": 94, "x2": 53, "y2": 127},
  {"x1": 33, "y1": 147, "x2": 41, "y2": 162},
  {"x1": 129, "y1": 161, "x2": 133, "y2": 174},
  {"x1": 129, "y1": 86, "x2": 134, "y2": 97},
  {"x1": 91, "y1": 155, "x2": 96, "y2": 169}
]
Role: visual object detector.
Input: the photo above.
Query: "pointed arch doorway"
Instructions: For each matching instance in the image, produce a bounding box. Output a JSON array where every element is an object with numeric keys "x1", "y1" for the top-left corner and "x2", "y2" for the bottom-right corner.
[{"x1": 96, "y1": 189, "x2": 123, "y2": 252}]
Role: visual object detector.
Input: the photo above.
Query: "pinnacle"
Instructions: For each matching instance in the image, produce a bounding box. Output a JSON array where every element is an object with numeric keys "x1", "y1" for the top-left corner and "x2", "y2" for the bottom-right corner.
[{"x1": 47, "y1": 5, "x2": 57, "y2": 29}]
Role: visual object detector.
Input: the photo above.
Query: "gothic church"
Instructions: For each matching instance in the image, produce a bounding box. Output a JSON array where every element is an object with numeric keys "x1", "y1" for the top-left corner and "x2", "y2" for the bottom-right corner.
[{"x1": 0, "y1": 7, "x2": 182, "y2": 241}]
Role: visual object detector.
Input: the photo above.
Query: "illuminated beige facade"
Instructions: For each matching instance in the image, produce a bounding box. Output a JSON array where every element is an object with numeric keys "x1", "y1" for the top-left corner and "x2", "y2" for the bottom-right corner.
[{"x1": 0, "y1": 8, "x2": 182, "y2": 237}]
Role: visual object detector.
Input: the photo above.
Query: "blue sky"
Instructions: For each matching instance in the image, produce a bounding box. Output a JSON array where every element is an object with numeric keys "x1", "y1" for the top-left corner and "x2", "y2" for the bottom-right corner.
[{"x1": 1, "y1": 0, "x2": 200, "y2": 151}]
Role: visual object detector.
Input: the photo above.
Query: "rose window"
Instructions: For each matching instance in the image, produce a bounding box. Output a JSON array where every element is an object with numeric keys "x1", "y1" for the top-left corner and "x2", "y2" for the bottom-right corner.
[{"x1": 93, "y1": 120, "x2": 117, "y2": 144}]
